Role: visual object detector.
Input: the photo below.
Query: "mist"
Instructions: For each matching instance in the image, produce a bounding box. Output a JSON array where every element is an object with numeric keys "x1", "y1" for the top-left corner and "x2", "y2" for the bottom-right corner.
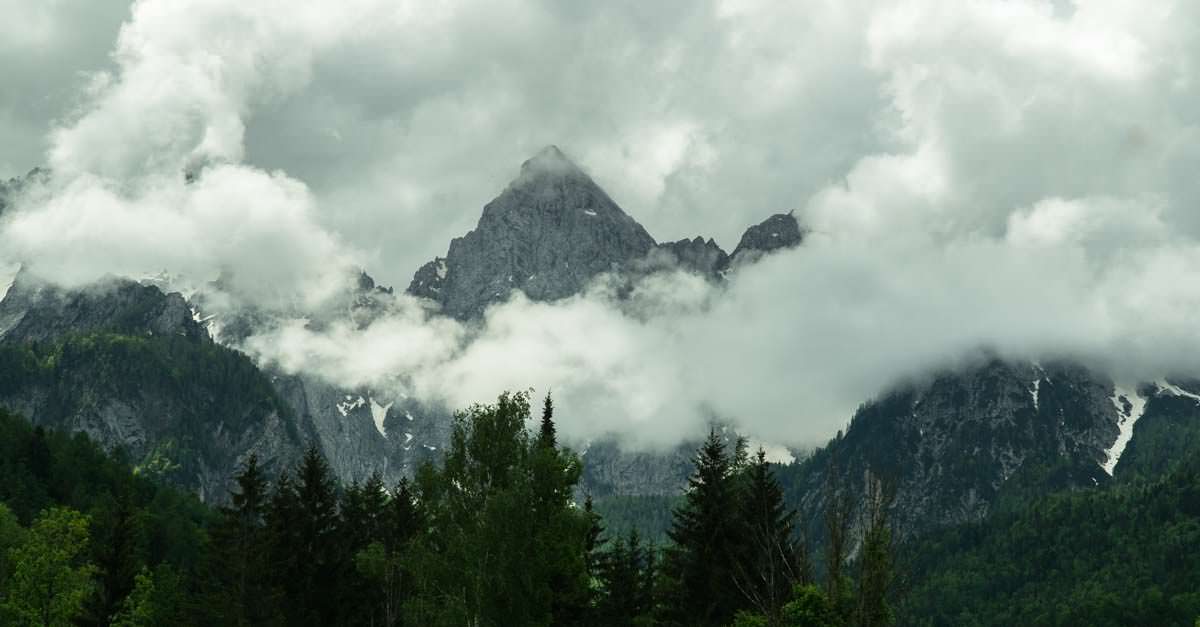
[{"x1": 4, "y1": 0, "x2": 1200, "y2": 449}]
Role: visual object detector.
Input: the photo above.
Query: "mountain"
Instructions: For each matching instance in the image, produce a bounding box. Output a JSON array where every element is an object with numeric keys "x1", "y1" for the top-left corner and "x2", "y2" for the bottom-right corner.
[
  {"x1": 0, "y1": 269, "x2": 303, "y2": 501},
  {"x1": 726, "y1": 210, "x2": 805, "y2": 267},
  {"x1": 408, "y1": 146, "x2": 657, "y2": 319},
  {"x1": 775, "y1": 357, "x2": 1200, "y2": 547},
  {"x1": 6, "y1": 144, "x2": 1177, "y2": 542}
]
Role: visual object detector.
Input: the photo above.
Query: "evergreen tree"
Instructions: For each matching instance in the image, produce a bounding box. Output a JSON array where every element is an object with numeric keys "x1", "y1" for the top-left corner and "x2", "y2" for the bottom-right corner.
[
  {"x1": 264, "y1": 470, "x2": 301, "y2": 623},
  {"x1": 209, "y1": 454, "x2": 278, "y2": 626},
  {"x1": 88, "y1": 489, "x2": 141, "y2": 624},
  {"x1": 735, "y1": 449, "x2": 803, "y2": 625},
  {"x1": 660, "y1": 429, "x2": 747, "y2": 626},
  {"x1": 290, "y1": 444, "x2": 345, "y2": 626},
  {"x1": 595, "y1": 529, "x2": 655, "y2": 627},
  {"x1": 539, "y1": 393, "x2": 557, "y2": 450},
  {"x1": 355, "y1": 479, "x2": 422, "y2": 627}
]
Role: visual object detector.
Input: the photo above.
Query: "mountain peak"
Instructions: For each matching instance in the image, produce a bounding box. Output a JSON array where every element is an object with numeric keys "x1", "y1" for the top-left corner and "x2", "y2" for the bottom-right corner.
[
  {"x1": 408, "y1": 146, "x2": 656, "y2": 319},
  {"x1": 518, "y1": 145, "x2": 587, "y2": 181}
]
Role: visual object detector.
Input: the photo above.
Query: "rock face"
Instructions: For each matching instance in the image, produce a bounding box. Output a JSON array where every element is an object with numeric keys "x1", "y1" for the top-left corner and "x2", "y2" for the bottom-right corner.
[
  {"x1": 725, "y1": 211, "x2": 804, "y2": 268},
  {"x1": 778, "y1": 358, "x2": 1125, "y2": 544},
  {"x1": 653, "y1": 237, "x2": 730, "y2": 277},
  {"x1": 0, "y1": 270, "x2": 304, "y2": 502},
  {"x1": 0, "y1": 269, "x2": 205, "y2": 343},
  {"x1": 408, "y1": 146, "x2": 657, "y2": 319}
]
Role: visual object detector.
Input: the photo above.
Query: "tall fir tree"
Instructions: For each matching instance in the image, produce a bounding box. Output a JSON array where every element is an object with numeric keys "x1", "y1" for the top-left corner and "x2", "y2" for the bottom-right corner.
[
  {"x1": 595, "y1": 529, "x2": 655, "y2": 627},
  {"x1": 209, "y1": 454, "x2": 280, "y2": 626},
  {"x1": 538, "y1": 392, "x2": 557, "y2": 449},
  {"x1": 660, "y1": 429, "x2": 748, "y2": 627},
  {"x1": 735, "y1": 449, "x2": 803, "y2": 625},
  {"x1": 291, "y1": 444, "x2": 345, "y2": 627}
]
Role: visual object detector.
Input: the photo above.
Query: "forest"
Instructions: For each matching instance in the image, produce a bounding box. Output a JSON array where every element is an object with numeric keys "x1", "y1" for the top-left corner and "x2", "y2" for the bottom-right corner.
[{"x1": 0, "y1": 391, "x2": 1197, "y2": 626}]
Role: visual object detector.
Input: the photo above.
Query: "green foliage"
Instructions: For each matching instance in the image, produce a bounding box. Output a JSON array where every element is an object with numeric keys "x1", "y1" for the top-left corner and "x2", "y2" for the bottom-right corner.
[
  {"x1": 591, "y1": 494, "x2": 680, "y2": 546},
  {"x1": 1, "y1": 507, "x2": 97, "y2": 626},
  {"x1": 0, "y1": 331, "x2": 298, "y2": 490},
  {"x1": 899, "y1": 456, "x2": 1200, "y2": 626},
  {"x1": 109, "y1": 567, "x2": 155, "y2": 627},
  {"x1": 405, "y1": 391, "x2": 592, "y2": 627},
  {"x1": 1115, "y1": 392, "x2": 1200, "y2": 482},
  {"x1": 0, "y1": 408, "x2": 211, "y2": 625},
  {"x1": 594, "y1": 530, "x2": 656, "y2": 626},
  {"x1": 782, "y1": 584, "x2": 840, "y2": 627},
  {"x1": 732, "y1": 585, "x2": 841, "y2": 627},
  {"x1": 659, "y1": 430, "x2": 748, "y2": 626}
]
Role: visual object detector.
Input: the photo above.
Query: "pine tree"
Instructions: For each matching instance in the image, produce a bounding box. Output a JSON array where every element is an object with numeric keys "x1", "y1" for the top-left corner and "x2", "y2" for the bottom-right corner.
[
  {"x1": 291, "y1": 445, "x2": 345, "y2": 626},
  {"x1": 210, "y1": 454, "x2": 279, "y2": 626},
  {"x1": 595, "y1": 530, "x2": 655, "y2": 627},
  {"x1": 735, "y1": 449, "x2": 802, "y2": 625},
  {"x1": 539, "y1": 392, "x2": 557, "y2": 449},
  {"x1": 661, "y1": 429, "x2": 748, "y2": 626}
]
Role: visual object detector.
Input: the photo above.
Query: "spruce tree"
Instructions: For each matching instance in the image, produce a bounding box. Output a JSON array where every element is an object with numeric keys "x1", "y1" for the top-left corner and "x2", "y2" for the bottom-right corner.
[
  {"x1": 595, "y1": 530, "x2": 655, "y2": 627},
  {"x1": 210, "y1": 454, "x2": 278, "y2": 626},
  {"x1": 735, "y1": 449, "x2": 802, "y2": 625},
  {"x1": 539, "y1": 392, "x2": 557, "y2": 449},
  {"x1": 661, "y1": 429, "x2": 747, "y2": 626},
  {"x1": 292, "y1": 445, "x2": 344, "y2": 626}
]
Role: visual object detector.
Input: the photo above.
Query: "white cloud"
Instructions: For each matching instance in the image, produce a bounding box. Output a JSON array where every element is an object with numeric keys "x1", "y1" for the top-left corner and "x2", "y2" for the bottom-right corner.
[{"x1": 4, "y1": 0, "x2": 1200, "y2": 449}]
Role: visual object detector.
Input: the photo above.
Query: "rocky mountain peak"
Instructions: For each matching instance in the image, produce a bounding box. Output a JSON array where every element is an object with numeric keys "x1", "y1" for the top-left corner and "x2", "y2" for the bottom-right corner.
[
  {"x1": 517, "y1": 144, "x2": 581, "y2": 179},
  {"x1": 408, "y1": 146, "x2": 656, "y2": 319},
  {"x1": 727, "y1": 211, "x2": 804, "y2": 267}
]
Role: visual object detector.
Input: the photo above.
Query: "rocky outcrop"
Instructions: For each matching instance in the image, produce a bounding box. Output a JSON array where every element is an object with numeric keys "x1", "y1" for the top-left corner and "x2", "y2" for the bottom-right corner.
[
  {"x1": 0, "y1": 268, "x2": 206, "y2": 344},
  {"x1": 0, "y1": 271, "x2": 303, "y2": 501},
  {"x1": 778, "y1": 357, "x2": 1124, "y2": 544},
  {"x1": 652, "y1": 237, "x2": 730, "y2": 277},
  {"x1": 408, "y1": 146, "x2": 657, "y2": 319},
  {"x1": 725, "y1": 211, "x2": 804, "y2": 268}
]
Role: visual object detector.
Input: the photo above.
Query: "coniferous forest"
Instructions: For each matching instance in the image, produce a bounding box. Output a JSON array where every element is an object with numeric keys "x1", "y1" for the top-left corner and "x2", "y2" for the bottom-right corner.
[{"x1": 0, "y1": 392, "x2": 1198, "y2": 626}]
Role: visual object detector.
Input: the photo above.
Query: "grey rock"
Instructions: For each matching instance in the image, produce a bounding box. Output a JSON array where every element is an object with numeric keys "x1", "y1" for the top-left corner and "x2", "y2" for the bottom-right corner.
[
  {"x1": 0, "y1": 272, "x2": 303, "y2": 501},
  {"x1": 725, "y1": 211, "x2": 804, "y2": 268},
  {"x1": 408, "y1": 146, "x2": 656, "y2": 319},
  {"x1": 0, "y1": 268, "x2": 205, "y2": 343},
  {"x1": 782, "y1": 357, "x2": 1122, "y2": 545},
  {"x1": 651, "y1": 237, "x2": 730, "y2": 277}
]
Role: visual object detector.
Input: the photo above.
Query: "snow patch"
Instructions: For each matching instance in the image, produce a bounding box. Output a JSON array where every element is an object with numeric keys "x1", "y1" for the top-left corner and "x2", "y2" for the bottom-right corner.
[
  {"x1": 403, "y1": 432, "x2": 414, "y2": 444},
  {"x1": 435, "y1": 259, "x2": 447, "y2": 280},
  {"x1": 1030, "y1": 378, "x2": 1041, "y2": 411},
  {"x1": 369, "y1": 397, "x2": 392, "y2": 438},
  {"x1": 404, "y1": 411, "x2": 414, "y2": 421},
  {"x1": 0, "y1": 264, "x2": 19, "y2": 301},
  {"x1": 336, "y1": 395, "x2": 366, "y2": 417},
  {"x1": 1158, "y1": 379, "x2": 1200, "y2": 404},
  {"x1": 1103, "y1": 386, "x2": 1148, "y2": 475},
  {"x1": 189, "y1": 306, "x2": 216, "y2": 324},
  {"x1": 583, "y1": 209, "x2": 597, "y2": 216}
]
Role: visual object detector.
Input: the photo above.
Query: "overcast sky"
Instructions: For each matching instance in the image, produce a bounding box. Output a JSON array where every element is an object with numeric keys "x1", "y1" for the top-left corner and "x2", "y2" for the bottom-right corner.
[{"x1": 3, "y1": 0, "x2": 1200, "y2": 447}]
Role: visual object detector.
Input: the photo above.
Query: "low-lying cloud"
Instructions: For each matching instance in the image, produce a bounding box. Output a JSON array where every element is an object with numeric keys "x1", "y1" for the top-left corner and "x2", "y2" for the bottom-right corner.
[{"x1": 4, "y1": 0, "x2": 1200, "y2": 449}]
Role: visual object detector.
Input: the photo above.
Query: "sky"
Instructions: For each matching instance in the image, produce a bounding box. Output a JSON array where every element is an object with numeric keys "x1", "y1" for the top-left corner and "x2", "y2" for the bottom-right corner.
[{"x1": 2, "y1": 0, "x2": 1200, "y2": 448}]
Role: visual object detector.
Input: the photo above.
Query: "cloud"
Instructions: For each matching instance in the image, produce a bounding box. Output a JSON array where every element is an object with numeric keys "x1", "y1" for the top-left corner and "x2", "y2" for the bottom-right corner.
[{"x1": 4, "y1": 1, "x2": 1200, "y2": 448}]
